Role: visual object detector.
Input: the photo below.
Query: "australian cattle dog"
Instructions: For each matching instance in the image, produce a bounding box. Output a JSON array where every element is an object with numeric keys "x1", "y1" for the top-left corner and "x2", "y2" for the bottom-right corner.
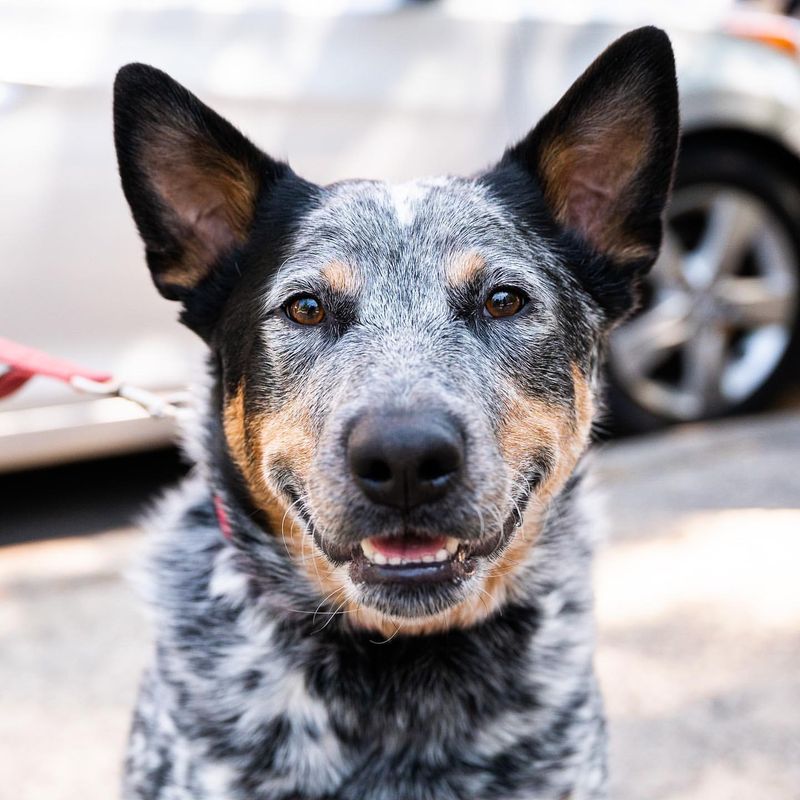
[{"x1": 115, "y1": 26, "x2": 679, "y2": 799}]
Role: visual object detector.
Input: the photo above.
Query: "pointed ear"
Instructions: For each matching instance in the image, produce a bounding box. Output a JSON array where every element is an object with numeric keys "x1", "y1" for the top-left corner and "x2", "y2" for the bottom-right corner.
[
  {"x1": 114, "y1": 64, "x2": 288, "y2": 300},
  {"x1": 504, "y1": 26, "x2": 679, "y2": 267}
]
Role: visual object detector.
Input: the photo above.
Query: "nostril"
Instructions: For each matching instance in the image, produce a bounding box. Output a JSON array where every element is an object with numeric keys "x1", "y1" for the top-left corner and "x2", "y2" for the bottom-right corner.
[
  {"x1": 357, "y1": 458, "x2": 392, "y2": 483},
  {"x1": 418, "y1": 453, "x2": 459, "y2": 483}
]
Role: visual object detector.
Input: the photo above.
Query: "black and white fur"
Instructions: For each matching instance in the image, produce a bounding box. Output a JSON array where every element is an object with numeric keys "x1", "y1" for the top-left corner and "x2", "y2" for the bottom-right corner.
[{"x1": 115, "y1": 27, "x2": 679, "y2": 800}]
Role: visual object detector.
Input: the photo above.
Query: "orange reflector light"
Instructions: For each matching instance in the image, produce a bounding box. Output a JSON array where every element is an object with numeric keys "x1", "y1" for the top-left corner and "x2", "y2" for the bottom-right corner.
[{"x1": 726, "y1": 12, "x2": 800, "y2": 59}]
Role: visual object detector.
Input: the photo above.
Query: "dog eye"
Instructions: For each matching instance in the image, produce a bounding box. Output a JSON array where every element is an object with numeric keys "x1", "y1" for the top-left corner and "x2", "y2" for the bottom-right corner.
[
  {"x1": 285, "y1": 294, "x2": 325, "y2": 326},
  {"x1": 484, "y1": 287, "x2": 526, "y2": 319}
]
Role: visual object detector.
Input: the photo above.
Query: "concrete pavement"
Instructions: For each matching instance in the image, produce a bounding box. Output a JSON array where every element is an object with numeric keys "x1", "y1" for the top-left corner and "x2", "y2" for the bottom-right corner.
[
  {"x1": 1, "y1": 412, "x2": 799, "y2": 799},
  {"x1": 593, "y1": 412, "x2": 800, "y2": 799}
]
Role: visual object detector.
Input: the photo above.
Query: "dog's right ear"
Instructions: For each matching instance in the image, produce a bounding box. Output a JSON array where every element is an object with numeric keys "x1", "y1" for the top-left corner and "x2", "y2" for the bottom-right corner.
[{"x1": 114, "y1": 64, "x2": 288, "y2": 304}]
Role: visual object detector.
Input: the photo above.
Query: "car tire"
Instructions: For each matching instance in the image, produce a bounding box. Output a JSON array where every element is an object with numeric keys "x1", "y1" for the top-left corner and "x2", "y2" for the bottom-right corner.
[{"x1": 605, "y1": 140, "x2": 800, "y2": 434}]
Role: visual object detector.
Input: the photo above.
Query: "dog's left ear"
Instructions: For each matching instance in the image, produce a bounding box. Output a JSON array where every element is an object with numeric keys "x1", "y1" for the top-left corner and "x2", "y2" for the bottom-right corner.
[{"x1": 497, "y1": 26, "x2": 679, "y2": 312}]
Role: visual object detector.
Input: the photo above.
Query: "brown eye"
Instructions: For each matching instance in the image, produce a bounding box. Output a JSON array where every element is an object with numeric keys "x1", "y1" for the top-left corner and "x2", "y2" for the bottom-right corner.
[
  {"x1": 286, "y1": 294, "x2": 325, "y2": 326},
  {"x1": 484, "y1": 287, "x2": 526, "y2": 319}
]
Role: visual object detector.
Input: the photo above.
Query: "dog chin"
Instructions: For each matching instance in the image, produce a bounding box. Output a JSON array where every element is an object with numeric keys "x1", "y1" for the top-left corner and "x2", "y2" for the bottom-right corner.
[{"x1": 350, "y1": 572, "x2": 480, "y2": 620}]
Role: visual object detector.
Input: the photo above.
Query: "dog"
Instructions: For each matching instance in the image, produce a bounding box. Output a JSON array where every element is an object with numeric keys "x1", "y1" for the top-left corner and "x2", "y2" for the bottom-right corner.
[{"x1": 115, "y1": 26, "x2": 678, "y2": 799}]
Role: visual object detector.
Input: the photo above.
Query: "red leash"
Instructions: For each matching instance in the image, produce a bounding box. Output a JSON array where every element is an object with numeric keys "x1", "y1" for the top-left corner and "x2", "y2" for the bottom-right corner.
[
  {"x1": 0, "y1": 337, "x2": 237, "y2": 540},
  {"x1": 0, "y1": 336, "x2": 187, "y2": 418},
  {"x1": 0, "y1": 336, "x2": 112, "y2": 398},
  {"x1": 1, "y1": 336, "x2": 229, "y2": 537}
]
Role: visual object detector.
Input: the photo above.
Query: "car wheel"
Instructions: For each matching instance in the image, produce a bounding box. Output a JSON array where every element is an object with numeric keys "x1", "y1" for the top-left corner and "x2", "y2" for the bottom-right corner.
[{"x1": 606, "y1": 142, "x2": 800, "y2": 433}]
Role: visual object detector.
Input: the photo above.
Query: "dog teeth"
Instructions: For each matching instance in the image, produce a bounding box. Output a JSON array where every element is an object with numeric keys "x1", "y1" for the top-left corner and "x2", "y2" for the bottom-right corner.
[
  {"x1": 360, "y1": 539, "x2": 387, "y2": 564},
  {"x1": 359, "y1": 536, "x2": 462, "y2": 566}
]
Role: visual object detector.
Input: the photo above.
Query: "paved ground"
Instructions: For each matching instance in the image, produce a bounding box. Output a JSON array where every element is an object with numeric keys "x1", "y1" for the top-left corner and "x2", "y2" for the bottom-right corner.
[{"x1": 1, "y1": 413, "x2": 799, "y2": 800}]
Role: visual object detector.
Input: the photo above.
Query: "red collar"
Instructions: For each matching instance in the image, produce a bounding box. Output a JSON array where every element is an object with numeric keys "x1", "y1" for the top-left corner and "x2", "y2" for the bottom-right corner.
[{"x1": 213, "y1": 494, "x2": 233, "y2": 541}]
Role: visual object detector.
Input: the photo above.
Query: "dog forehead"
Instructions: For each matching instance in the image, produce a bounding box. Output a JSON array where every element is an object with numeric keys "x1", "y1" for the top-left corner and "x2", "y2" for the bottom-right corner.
[
  {"x1": 319, "y1": 175, "x2": 500, "y2": 236},
  {"x1": 276, "y1": 176, "x2": 546, "y2": 293}
]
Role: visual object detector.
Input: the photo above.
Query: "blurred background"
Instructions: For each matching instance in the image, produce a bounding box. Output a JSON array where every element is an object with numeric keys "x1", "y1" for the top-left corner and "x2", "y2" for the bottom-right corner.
[{"x1": 1, "y1": 0, "x2": 799, "y2": 798}]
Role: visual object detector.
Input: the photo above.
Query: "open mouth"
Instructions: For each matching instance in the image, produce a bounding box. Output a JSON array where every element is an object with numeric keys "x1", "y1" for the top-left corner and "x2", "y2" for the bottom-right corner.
[
  {"x1": 361, "y1": 533, "x2": 459, "y2": 565},
  {"x1": 350, "y1": 531, "x2": 486, "y2": 586},
  {"x1": 295, "y1": 464, "x2": 541, "y2": 606}
]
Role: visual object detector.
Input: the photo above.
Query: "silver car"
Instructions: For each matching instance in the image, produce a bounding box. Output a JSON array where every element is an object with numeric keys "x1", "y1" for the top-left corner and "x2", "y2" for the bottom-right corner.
[{"x1": 2, "y1": 0, "x2": 799, "y2": 469}]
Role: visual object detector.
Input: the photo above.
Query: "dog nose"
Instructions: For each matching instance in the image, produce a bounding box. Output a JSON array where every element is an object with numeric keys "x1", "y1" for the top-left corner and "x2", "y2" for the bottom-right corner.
[{"x1": 347, "y1": 411, "x2": 464, "y2": 510}]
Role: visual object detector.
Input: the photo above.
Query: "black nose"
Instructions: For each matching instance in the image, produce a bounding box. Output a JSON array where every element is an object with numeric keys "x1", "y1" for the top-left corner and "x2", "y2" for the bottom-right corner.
[{"x1": 347, "y1": 411, "x2": 464, "y2": 510}]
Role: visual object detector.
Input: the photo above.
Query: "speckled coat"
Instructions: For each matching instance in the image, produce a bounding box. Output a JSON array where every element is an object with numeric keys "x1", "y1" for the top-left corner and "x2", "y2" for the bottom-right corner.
[{"x1": 113, "y1": 26, "x2": 679, "y2": 800}]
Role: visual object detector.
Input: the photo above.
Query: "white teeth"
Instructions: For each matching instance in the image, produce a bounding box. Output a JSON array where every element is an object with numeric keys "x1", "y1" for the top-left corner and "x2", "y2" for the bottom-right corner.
[
  {"x1": 360, "y1": 539, "x2": 390, "y2": 564},
  {"x1": 360, "y1": 538, "x2": 377, "y2": 559},
  {"x1": 360, "y1": 537, "x2": 462, "y2": 566}
]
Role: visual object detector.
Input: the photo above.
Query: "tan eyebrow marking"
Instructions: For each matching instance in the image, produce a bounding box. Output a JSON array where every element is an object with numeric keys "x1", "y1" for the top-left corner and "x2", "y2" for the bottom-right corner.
[
  {"x1": 445, "y1": 250, "x2": 486, "y2": 289},
  {"x1": 321, "y1": 259, "x2": 360, "y2": 294}
]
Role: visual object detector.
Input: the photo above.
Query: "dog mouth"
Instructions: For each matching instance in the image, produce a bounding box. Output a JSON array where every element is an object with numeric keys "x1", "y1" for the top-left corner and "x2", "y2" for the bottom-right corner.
[
  {"x1": 292, "y1": 465, "x2": 540, "y2": 602},
  {"x1": 304, "y1": 502, "x2": 528, "y2": 618},
  {"x1": 348, "y1": 529, "x2": 502, "y2": 586}
]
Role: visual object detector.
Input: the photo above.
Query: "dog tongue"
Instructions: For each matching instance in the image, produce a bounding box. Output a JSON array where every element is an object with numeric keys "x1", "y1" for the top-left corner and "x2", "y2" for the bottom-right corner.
[{"x1": 368, "y1": 534, "x2": 447, "y2": 559}]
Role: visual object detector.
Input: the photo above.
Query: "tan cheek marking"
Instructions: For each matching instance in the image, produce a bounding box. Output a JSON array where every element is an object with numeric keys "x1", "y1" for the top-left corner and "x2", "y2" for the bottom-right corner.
[
  {"x1": 481, "y1": 513, "x2": 543, "y2": 607},
  {"x1": 443, "y1": 365, "x2": 596, "y2": 627},
  {"x1": 496, "y1": 363, "x2": 594, "y2": 499},
  {"x1": 445, "y1": 250, "x2": 485, "y2": 289},
  {"x1": 571, "y1": 363, "x2": 595, "y2": 445},
  {"x1": 222, "y1": 383, "x2": 256, "y2": 493},
  {"x1": 321, "y1": 259, "x2": 360, "y2": 294},
  {"x1": 223, "y1": 384, "x2": 346, "y2": 604}
]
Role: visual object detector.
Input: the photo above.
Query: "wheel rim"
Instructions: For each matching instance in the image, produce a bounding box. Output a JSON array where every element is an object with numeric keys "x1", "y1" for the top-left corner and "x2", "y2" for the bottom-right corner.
[{"x1": 610, "y1": 184, "x2": 798, "y2": 421}]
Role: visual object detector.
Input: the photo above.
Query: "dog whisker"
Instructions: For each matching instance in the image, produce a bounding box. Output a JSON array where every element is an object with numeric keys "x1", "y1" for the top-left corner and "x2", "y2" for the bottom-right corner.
[
  {"x1": 280, "y1": 497, "x2": 303, "y2": 558},
  {"x1": 473, "y1": 584, "x2": 496, "y2": 618},
  {"x1": 310, "y1": 586, "x2": 345, "y2": 625},
  {"x1": 313, "y1": 593, "x2": 351, "y2": 634},
  {"x1": 368, "y1": 621, "x2": 404, "y2": 645}
]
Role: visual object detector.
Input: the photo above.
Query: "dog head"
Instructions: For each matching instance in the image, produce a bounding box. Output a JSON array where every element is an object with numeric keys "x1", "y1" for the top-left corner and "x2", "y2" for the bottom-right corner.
[{"x1": 114, "y1": 27, "x2": 678, "y2": 634}]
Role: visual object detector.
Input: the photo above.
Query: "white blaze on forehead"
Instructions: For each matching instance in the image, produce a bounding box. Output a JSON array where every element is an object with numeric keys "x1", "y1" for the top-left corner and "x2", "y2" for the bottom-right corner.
[{"x1": 388, "y1": 179, "x2": 439, "y2": 228}]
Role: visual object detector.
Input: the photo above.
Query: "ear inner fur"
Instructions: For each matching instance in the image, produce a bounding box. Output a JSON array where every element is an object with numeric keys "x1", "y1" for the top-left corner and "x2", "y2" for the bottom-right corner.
[
  {"x1": 146, "y1": 130, "x2": 261, "y2": 291},
  {"x1": 540, "y1": 114, "x2": 654, "y2": 261},
  {"x1": 503, "y1": 26, "x2": 679, "y2": 266}
]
